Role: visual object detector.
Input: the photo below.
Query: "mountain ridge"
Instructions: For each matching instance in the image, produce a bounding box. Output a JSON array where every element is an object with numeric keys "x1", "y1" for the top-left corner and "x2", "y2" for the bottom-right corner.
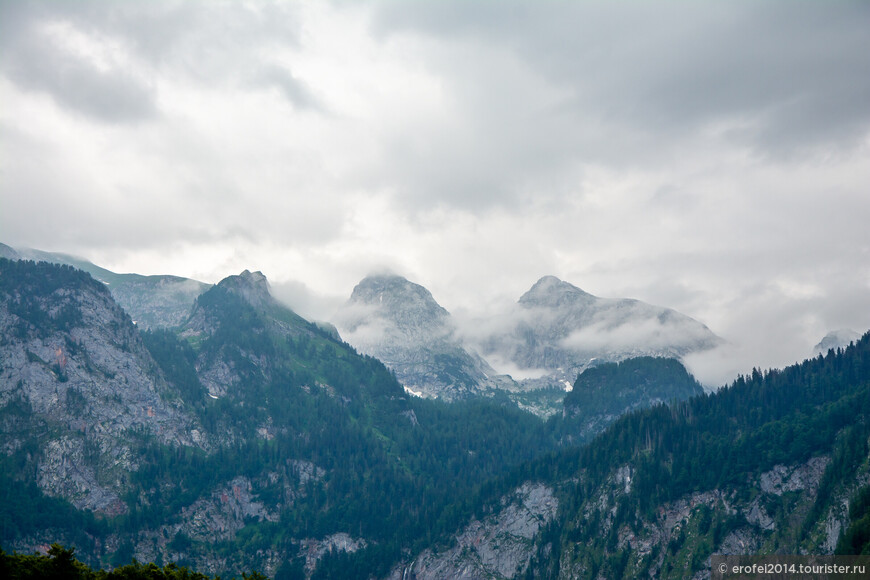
[
  {"x1": 5, "y1": 245, "x2": 210, "y2": 329},
  {"x1": 475, "y1": 274, "x2": 723, "y2": 389}
]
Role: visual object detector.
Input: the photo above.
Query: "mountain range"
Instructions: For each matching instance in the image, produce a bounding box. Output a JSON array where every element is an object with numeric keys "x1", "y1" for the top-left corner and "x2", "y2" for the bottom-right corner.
[
  {"x1": 333, "y1": 272, "x2": 721, "y2": 415},
  {"x1": 3, "y1": 245, "x2": 723, "y2": 414},
  {"x1": 2, "y1": 247, "x2": 869, "y2": 578}
]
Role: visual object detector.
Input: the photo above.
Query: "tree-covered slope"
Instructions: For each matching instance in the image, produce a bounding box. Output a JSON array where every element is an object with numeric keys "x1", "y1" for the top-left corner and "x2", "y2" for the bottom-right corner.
[
  {"x1": 6, "y1": 258, "x2": 869, "y2": 579},
  {"x1": 558, "y1": 357, "x2": 703, "y2": 443},
  {"x1": 519, "y1": 333, "x2": 870, "y2": 578},
  {"x1": 0, "y1": 261, "x2": 554, "y2": 578}
]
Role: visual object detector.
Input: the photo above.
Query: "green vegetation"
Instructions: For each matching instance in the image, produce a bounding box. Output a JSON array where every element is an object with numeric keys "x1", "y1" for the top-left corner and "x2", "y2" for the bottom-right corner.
[
  {"x1": 554, "y1": 356, "x2": 703, "y2": 444},
  {"x1": 0, "y1": 544, "x2": 266, "y2": 579},
  {"x1": 521, "y1": 334, "x2": 870, "y2": 578},
  {"x1": 837, "y1": 485, "x2": 870, "y2": 555},
  {"x1": 563, "y1": 356, "x2": 702, "y2": 416},
  {"x1": 1, "y1": 269, "x2": 556, "y2": 577},
  {"x1": 0, "y1": 258, "x2": 100, "y2": 338},
  {"x1": 4, "y1": 258, "x2": 870, "y2": 578}
]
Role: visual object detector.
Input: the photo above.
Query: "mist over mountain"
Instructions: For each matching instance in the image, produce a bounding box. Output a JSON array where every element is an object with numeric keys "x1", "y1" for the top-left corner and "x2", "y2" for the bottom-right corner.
[
  {"x1": 332, "y1": 273, "x2": 512, "y2": 400},
  {"x1": 331, "y1": 272, "x2": 723, "y2": 417},
  {"x1": 0, "y1": 243, "x2": 20, "y2": 260},
  {"x1": 464, "y1": 275, "x2": 722, "y2": 387},
  {"x1": 0, "y1": 259, "x2": 555, "y2": 577},
  {"x1": 814, "y1": 329, "x2": 861, "y2": 356}
]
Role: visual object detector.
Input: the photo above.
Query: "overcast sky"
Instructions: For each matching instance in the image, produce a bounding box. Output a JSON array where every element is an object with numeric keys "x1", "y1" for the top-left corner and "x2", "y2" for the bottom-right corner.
[{"x1": 2, "y1": 0, "x2": 869, "y2": 385}]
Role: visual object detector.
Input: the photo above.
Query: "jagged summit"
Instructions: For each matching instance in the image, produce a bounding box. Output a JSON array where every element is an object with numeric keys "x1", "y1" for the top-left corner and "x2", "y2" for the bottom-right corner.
[
  {"x1": 346, "y1": 273, "x2": 449, "y2": 331},
  {"x1": 217, "y1": 269, "x2": 272, "y2": 309},
  {"x1": 519, "y1": 276, "x2": 595, "y2": 308},
  {"x1": 335, "y1": 273, "x2": 506, "y2": 400}
]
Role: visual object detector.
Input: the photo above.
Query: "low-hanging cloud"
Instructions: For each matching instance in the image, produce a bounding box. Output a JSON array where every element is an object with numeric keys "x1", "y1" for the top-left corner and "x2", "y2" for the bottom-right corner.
[{"x1": 559, "y1": 316, "x2": 720, "y2": 356}]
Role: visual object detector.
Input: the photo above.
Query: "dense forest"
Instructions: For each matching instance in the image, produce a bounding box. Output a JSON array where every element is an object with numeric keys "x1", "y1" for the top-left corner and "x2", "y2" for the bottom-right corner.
[
  {"x1": 520, "y1": 333, "x2": 870, "y2": 578},
  {"x1": 556, "y1": 356, "x2": 703, "y2": 444}
]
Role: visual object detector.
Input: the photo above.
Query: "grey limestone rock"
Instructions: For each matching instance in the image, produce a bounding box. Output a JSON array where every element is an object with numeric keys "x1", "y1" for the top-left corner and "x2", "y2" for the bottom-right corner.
[
  {"x1": 390, "y1": 483, "x2": 558, "y2": 580},
  {"x1": 334, "y1": 274, "x2": 512, "y2": 400}
]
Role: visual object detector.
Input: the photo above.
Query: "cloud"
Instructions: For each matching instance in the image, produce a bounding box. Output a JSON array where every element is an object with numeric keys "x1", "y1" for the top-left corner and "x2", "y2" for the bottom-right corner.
[
  {"x1": 559, "y1": 316, "x2": 718, "y2": 356},
  {"x1": 253, "y1": 65, "x2": 321, "y2": 111},
  {"x1": 1, "y1": 13, "x2": 156, "y2": 123},
  {"x1": 372, "y1": 1, "x2": 870, "y2": 161},
  {"x1": 1, "y1": 0, "x2": 868, "y2": 391},
  {"x1": 270, "y1": 279, "x2": 343, "y2": 323}
]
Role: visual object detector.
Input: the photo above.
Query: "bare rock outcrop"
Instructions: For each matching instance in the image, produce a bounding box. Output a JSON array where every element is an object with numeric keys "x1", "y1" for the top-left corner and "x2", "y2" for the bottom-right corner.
[{"x1": 390, "y1": 482, "x2": 558, "y2": 579}]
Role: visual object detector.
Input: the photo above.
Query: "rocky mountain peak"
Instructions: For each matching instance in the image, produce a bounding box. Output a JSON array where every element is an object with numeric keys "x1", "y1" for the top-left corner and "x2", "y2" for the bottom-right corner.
[
  {"x1": 334, "y1": 274, "x2": 506, "y2": 400},
  {"x1": 518, "y1": 275, "x2": 595, "y2": 309},
  {"x1": 217, "y1": 270, "x2": 272, "y2": 309},
  {"x1": 348, "y1": 273, "x2": 449, "y2": 327},
  {"x1": 813, "y1": 329, "x2": 861, "y2": 355}
]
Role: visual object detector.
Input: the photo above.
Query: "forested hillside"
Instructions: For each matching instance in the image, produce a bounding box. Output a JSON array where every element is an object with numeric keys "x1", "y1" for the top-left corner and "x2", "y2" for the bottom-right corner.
[
  {"x1": 517, "y1": 333, "x2": 870, "y2": 578},
  {"x1": 558, "y1": 356, "x2": 703, "y2": 444},
  {"x1": 0, "y1": 260, "x2": 554, "y2": 578},
  {"x1": 3, "y1": 258, "x2": 869, "y2": 579}
]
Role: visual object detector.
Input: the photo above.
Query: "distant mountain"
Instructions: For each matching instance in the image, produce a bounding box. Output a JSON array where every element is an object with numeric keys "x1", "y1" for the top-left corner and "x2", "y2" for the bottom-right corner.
[
  {"x1": 0, "y1": 242, "x2": 20, "y2": 259},
  {"x1": 5, "y1": 257, "x2": 869, "y2": 578},
  {"x1": 475, "y1": 275, "x2": 722, "y2": 389},
  {"x1": 8, "y1": 246, "x2": 210, "y2": 329},
  {"x1": 814, "y1": 329, "x2": 861, "y2": 356},
  {"x1": 333, "y1": 273, "x2": 514, "y2": 400},
  {"x1": 178, "y1": 269, "x2": 331, "y2": 400},
  {"x1": 332, "y1": 273, "x2": 720, "y2": 415},
  {"x1": 526, "y1": 333, "x2": 870, "y2": 578}
]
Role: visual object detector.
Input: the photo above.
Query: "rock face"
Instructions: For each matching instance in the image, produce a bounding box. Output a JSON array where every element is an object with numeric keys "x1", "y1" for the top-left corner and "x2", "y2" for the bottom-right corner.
[
  {"x1": 475, "y1": 276, "x2": 722, "y2": 389},
  {"x1": 0, "y1": 243, "x2": 20, "y2": 260},
  {"x1": 554, "y1": 454, "x2": 853, "y2": 579},
  {"x1": 180, "y1": 476, "x2": 278, "y2": 542},
  {"x1": 333, "y1": 274, "x2": 511, "y2": 400},
  {"x1": 0, "y1": 259, "x2": 201, "y2": 515},
  {"x1": 390, "y1": 483, "x2": 559, "y2": 580},
  {"x1": 333, "y1": 273, "x2": 719, "y2": 414}
]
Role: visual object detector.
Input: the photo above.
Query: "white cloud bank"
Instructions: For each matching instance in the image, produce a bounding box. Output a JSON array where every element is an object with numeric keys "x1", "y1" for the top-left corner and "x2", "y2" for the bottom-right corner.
[{"x1": 1, "y1": 0, "x2": 869, "y2": 386}]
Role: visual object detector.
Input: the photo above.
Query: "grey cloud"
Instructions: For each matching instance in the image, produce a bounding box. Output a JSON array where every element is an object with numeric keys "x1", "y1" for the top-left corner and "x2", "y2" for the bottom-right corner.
[
  {"x1": 270, "y1": 280, "x2": 344, "y2": 323},
  {"x1": 1, "y1": 12, "x2": 156, "y2": 122},
  {"x1": 1, "y1": 0, "x2": 306, "y2": 97},
  {"x1": 253, "y1": 65, "x2": 321, "y2": 111},
  {"x1": 372, "y1": 1, "x2": 870, "y2": 159}
]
